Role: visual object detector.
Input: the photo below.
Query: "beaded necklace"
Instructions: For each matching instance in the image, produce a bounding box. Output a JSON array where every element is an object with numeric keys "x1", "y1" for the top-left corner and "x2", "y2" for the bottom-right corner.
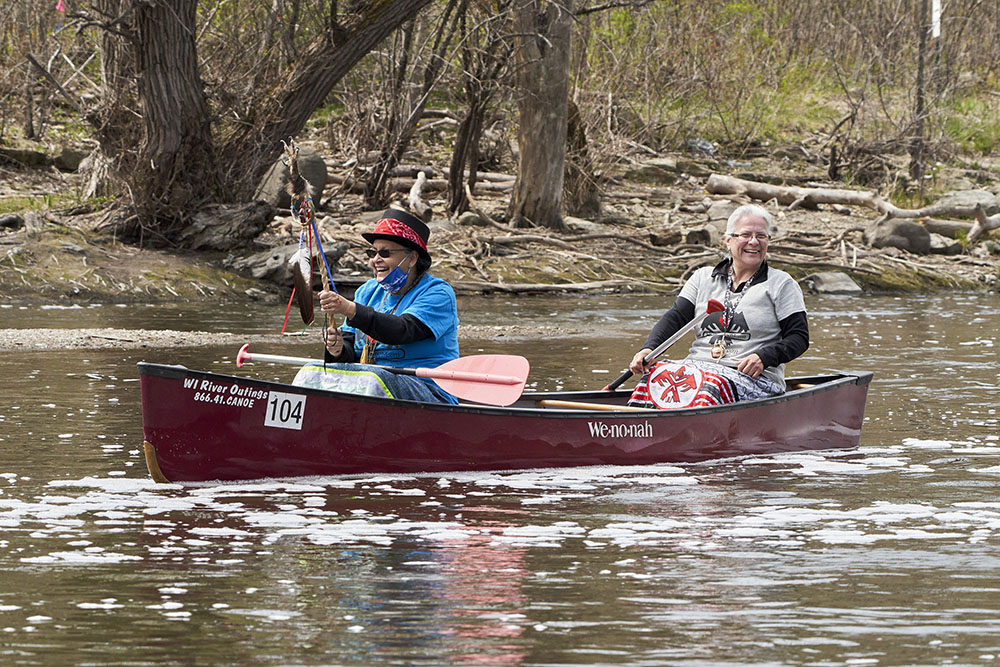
[
  {"x1": 711, "y1": 268, "x2": 749, "y2": 360},
  {"x1": 359, "y1": 290, "x2": 402, "y2": 364}
]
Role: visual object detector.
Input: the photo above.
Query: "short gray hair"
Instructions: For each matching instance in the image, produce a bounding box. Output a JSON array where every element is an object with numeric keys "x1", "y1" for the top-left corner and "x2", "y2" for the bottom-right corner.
[{"x1": 725, "y1": 204, "x2": 772, "y2": 236}]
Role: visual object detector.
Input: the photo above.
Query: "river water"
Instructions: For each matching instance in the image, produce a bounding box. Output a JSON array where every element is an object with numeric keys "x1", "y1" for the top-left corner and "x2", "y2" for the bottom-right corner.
[{"x1": 1, "y1": 292, "x2": 998, "y2": 666}]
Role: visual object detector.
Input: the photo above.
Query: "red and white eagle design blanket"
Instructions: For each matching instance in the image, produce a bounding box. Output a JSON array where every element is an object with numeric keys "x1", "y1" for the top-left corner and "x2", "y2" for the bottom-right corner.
[{"x1": 628, "y1": 360, "x2": 737, "y2": 409}]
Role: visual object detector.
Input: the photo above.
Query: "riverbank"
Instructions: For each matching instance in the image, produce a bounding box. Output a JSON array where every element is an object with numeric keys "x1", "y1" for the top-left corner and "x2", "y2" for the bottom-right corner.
[
  {"x1": 1, "y1": 148, "x2": 998, "y2": 309},
  {"x1": 0, "y1": 322, "x2": 579, "y2": 351}
]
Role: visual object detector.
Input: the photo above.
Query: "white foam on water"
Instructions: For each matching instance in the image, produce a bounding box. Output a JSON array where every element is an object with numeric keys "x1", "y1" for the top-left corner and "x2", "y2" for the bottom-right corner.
[
  {"x1": 959, "y1": 338, "x2": 994, "y2": 347},
  {"x1": 3, "y1": 430, "x2": 996, "y2": 564},
  {"x1": 21, "y1": 551, "x2": 143, "y2": 564},
  {"x1": 494, "y1": 523, "x2": 586, "y2": 547},
  {"x1": 48, "y1": 476, "x2": 169, "y2": 492},
  {"x1": 255, "y1": 515, "x2": 477, "y2": 547},
  {"x1": 189, "y1": 481, "x2": 332, "y2": 494},
  {"x1": 148, "y1": 601, "x2": 184, "y2": 610},
  {"x1": 371, "y1": 485, "x2": 425, "y2": 496},
  {"x1": 241, "y1": 511, "x2": 321, "y2": 528},
  {"x1": 901, "y1": 438, "x2": 964, "y2": 449},
  {"x1": 76, "y1": 599, "x2": 125, "y2": 609},
  {"x1": 189, "y1": 527, "x2": 255, "y2": 538},
  {"x1": 222, "y1": 608, "x2": 302, "y2": 621}
]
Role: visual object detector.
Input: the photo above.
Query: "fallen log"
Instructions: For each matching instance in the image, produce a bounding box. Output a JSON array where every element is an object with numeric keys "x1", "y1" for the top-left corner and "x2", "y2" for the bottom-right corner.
[
  {"x1": 407, "y1": 171, "x2": 433, "y2": 222},
  {"x1": 441, "y1": 168, "x2": 515, "y2": 183},
  {"x1": 970, "y1": 204, "x2": 1000, "y2": 243},
  {"x1": 705, "y1": 174, "x2": 993, "y2": 224},
  {"x1": 918, "y1": 218, "x2": 974, "y2": 239},
  {"x1": 449, "y1": 278, "x2": 645, "y2": 293},
  {"x1": 328, "y1": 173, "x2": 515, "y2": 195},
  {"x1": 483, "y1": 234, "x2": 575, "y2": 250},
  {"x1": 706, "y1": 173, "x2": 889, "y2": 210}
]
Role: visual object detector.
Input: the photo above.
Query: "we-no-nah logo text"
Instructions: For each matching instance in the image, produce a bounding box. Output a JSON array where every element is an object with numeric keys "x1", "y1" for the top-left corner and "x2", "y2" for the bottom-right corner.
[{"x1": 587, "y1": 421, "x2": 653, "y2": 438}]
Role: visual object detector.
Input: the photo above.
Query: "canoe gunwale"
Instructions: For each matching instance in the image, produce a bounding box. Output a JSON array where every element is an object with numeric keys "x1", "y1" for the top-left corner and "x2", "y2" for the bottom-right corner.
[{"x1": 137, "y1": 362, "x2": 872, "y2": 418}]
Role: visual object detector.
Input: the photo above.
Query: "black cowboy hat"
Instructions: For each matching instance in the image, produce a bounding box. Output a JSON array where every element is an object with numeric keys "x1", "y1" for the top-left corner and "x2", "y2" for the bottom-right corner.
[{"x1": 362, "y1": 207, "x2": 431, "y2": 261}]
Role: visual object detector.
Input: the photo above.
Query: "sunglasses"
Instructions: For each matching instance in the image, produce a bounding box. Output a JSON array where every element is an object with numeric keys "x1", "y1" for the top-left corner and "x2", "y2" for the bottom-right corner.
[{"x1": 364, "y1": 248, "x2": 410, "y2": 259}]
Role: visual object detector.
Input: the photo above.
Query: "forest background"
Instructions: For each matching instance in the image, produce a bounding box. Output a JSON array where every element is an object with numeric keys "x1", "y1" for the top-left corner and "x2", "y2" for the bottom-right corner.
[{"x1": 1, "y1": 0, "x2": 999, "y2": 305}]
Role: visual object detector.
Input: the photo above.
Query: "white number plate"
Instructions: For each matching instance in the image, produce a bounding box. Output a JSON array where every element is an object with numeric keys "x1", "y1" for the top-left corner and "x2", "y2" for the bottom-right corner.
[{"x1": 263, "y1": 391, "x2": 306, "y2": 430}]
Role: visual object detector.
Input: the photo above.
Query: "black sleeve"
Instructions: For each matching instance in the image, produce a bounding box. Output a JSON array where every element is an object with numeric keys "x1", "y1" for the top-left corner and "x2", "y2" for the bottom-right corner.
[
  {"x1": 755, "y1": 311, "x2": 809, "y2": 368},
  {"x1": 348, "y1": 303, "x2": 434, "y2": 346},
  {"x1": 324, "y1": 330, "x2": 357, "y2": 364},
  {"x1": 642, "y1": 296, "x2": 696, "y2": 351}
]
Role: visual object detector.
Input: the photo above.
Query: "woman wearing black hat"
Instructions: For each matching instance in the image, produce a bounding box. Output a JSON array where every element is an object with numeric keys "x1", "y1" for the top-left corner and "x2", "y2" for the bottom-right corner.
[{"x1": 313, "y1": 207, "x2": 460, "y2": 404}]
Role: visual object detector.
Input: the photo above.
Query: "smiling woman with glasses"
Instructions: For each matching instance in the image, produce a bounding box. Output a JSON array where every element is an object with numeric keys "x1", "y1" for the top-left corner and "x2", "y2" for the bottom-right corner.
[
  {"x1": 295, "y1": 206, "x2": 461, "y2": 404},
  {"x1": 620, "y1": 203, "x2": 810, "y2": 410}
]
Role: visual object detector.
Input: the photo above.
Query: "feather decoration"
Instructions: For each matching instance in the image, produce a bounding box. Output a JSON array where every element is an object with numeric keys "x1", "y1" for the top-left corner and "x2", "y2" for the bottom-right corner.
[
  {"x1": 283, "y1": 139, "x2": 314, "y2": 202},
  {"x1": 289, "y1": 246, "x2": 314, "y2": 325}
]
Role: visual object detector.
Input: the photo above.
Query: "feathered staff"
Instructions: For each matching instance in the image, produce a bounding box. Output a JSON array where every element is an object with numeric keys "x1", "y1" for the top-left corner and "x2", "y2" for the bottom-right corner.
[
  {"x1": 284, "y1": 140, "x2": 316, "y2": 326},
  {"x1": 282, "y1": 139, "x2": 338, "y2": 335}
]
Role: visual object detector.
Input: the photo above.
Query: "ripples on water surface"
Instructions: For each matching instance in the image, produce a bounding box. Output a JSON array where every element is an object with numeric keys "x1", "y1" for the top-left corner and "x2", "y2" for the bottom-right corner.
[{"x1": 1, "y1": 293, "x2": 998, "y2": 665}]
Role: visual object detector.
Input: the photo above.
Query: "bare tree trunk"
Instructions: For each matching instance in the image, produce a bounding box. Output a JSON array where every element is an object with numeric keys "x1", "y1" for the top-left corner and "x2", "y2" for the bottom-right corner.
[
  {"x1": 131, "y1": 0, "x2": 216, "y2": 229},
  {"x1": 84, "y1": 0, "x2": 434, "y2": 239},
  {"x1": 86, "y1": 0, "x2": 140, "y2": 200},
  {"x1": 564, "y1": 98, "x2": 600, "y2": 219},
  {"x1": 448, "y1": 102, "x2": 484, "y2": 214},
  {"x1": 219, "y1": 0, "x2": 436, "y2": 197},
  {"x1": 508, "y1": 0, "x2": 572, "y2": 230},
  {"x1": 22, "y1": 81, "x2": 34, "y2": 140},
  {"x1": 447, "y1": 0, "x2": 513, "y2": 215},
  {"x1": 909, "y1": 0, "x2": 928, "y2": 184},
  {"x1": 365, "y1": 0, "x2": 461, "y2": 208}
]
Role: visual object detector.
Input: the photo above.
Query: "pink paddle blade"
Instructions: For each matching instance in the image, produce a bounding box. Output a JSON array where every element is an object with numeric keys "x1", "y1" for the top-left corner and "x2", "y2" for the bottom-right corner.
[{"x1": 418, "y1": 355, "x2": 530, "y2": 407}]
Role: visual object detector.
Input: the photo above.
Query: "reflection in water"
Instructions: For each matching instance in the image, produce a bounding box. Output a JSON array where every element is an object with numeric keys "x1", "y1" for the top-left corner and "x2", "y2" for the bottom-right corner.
[{"x1": 0, "y1": 293, "x2": 998, "y2": 664}]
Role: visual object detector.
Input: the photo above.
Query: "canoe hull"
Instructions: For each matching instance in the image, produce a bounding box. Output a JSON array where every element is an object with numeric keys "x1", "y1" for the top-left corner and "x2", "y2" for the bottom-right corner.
[{"x1": 138, "y1": 363, "x2": 872, "y2": 482}]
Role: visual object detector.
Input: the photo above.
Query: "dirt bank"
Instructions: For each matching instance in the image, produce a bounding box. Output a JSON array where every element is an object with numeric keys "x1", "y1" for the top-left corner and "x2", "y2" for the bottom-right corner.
[
  {"x1": 0, "y1": 323, "x2": 582, "y2": 352},
  {"x1": 1, "y1": 152, "x2": 998, "y2": 313}
]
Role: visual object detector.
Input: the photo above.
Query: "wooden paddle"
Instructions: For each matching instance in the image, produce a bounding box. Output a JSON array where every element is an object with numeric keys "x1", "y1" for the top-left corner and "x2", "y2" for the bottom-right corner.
[
  {"x1": 235, "y1": 344, "x2": 529, "y2": 407},
  {"x1": 604, "y1": 298, "x2": 725, "y2": 391}
]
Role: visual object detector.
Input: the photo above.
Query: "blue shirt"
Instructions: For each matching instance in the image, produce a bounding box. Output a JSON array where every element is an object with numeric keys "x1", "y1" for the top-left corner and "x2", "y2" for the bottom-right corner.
[{"x1": 342, "y1": 273, "x2": 460, "y2": 372}]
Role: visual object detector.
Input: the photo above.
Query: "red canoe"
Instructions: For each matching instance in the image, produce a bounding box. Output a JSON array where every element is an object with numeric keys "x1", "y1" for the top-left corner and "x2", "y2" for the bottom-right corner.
[{"x1": 138, "y1": 362, "x2": 873, "y2": 483}]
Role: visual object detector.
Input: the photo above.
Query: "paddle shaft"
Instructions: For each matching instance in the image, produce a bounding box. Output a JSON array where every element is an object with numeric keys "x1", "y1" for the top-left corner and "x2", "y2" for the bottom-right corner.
[
  {"x1": 604, "y1": 299, "x2": 725, "y2": 391},
  {"x1": 537, "y1": 399, "x2": 654, "y2": 412},
  {"x1": 236, "y1": 348, "x2": 523, "y2": 385}
]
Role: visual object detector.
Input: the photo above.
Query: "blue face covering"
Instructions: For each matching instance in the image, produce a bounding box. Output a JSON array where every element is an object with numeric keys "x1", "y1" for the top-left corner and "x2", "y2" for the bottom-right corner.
[{"x1": 377, "y1": 263, "x2": 410, "y2": 294}]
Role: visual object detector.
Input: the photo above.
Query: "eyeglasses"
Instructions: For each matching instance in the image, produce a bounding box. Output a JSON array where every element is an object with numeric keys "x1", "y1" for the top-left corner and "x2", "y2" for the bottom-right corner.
[
  {"x1": 365, "y1": 248, "x2": 411, "y2": 259},
  {"x1": 731, "y1": 232, "x2": 770, "y2": 242}
]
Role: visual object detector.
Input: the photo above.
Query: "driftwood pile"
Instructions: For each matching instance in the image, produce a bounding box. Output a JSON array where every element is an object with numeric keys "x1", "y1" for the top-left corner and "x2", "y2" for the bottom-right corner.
[
  {"x1": 706, "y1": 174, "x2": 1000, "y2": 245},
  {"x1": 304, "y1": 168, "x2": 998, "y2": 294}
]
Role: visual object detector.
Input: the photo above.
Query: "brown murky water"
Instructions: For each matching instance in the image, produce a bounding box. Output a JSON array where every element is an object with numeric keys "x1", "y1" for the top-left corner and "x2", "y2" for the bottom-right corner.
[{"x1": 1, "y1": 293, "x2": 998, "y2": 665}]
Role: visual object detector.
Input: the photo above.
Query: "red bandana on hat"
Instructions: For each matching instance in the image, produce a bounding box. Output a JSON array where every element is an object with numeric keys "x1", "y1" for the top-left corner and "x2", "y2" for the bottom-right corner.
[{"x1": 372, "y1": 217, "x2": 427, "y2": 253}]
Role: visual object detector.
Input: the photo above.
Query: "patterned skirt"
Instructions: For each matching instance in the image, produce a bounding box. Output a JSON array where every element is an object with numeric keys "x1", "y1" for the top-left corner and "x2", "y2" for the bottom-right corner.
[{"x1": 627, "y1": 359, "x2": 783, "y2": 409}]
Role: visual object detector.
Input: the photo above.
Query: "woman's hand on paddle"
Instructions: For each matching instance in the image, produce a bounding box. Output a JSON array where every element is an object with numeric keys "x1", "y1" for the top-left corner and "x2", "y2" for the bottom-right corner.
[
  {"x1": 324, "y1": 326, "x2": 344, "y2": 356},
  {"x1": 319, "y1": 290, "x2": 357, "y2": 319},
  {"x1": 737, "y1": 353, "x2": 764, "y2": 378},
  {"x1": 628, "y1": 348, "x2": 654, "y2": 375}
]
